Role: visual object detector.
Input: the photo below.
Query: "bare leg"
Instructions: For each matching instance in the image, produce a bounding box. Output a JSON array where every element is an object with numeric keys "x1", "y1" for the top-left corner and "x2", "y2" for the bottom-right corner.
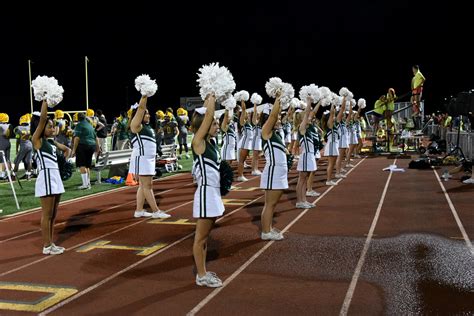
[
  {"x1": 306, "y1": 171, "x2": 315, "y2": 192},
  {"x1": 40, "y1": 196, "x2": 56, "y2": 247},
  {"x1": 136, "y1": 185, "x2": 145, "y2": 211},
  {"x1": 251, "y1": 150, "x2": 261, "y2": 172},
  {"x1": 237, "y1": 149, "x2": 248, "y2": 177},
  {"x1": 296, "y1": 171, "x2": 308, "y2": 203},
  {"x1": 336, "y1": 148, "x2": 347, "y2": 174},
  {"x1": 326, "y1": 156, "x2": 336, "y2": 182},
  {"x1": 139, "y1": 176, "x2": 160, "y2": 211},
  {"x1": 261, "y1": 190, "x2": 283, "y2": 233},
  {"x1": 193, "y1": 218, "x2": 215, "y2": 277}
]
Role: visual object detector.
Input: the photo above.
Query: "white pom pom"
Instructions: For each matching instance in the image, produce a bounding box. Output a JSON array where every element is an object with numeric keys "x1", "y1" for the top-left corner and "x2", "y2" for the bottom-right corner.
[
  {"x1": 197, "y1": 62, "x2": 236, "y2": 103},
  {"x1": 263, "y1": 103, "x2": 273, "y2": 115},
  {"x1": 265, "y1": 77, "x2": 284, "y2": 98},
  {"x1": 318, "y1": 86, "x2": 331, "y2": 99},
  {"x1": 299, "y1": 84, "x2": 321, "y2": 103},
  {"x1": 358, "y1": 98, "x2": 366, "y2": 109},
  {"x1": 135, "y1": 74, "x2": 158, "y2": 97},
  {"x1": 350, "y1": 99, "x2": 356, "y2": 108},
  {"x1": 31, "y1": 75, "x2": 64, "y2": 108},
  {"x1": 321, "y1": 98, "x2": 331, "y2": 107},
  {"x1": 280, "y1": 83, "x2": 295, "y2": 105},
  {"x1": 234, "y1": 90, "x2": 250, "y2": 102},
  {"x1": 299, "y1": 100, "x2": 307, "y2": 109},
  {"x1": 222, "y1": 96, "x2": 236, "y2": 109},
  {"x1": 290, "y1": 98, "x2": 300, "y2": 108},
  {"x1": 339, "y1": 87, "x2": 350, "y2": 97},
  {"x1": 250, "y1": 93, "x2": 262, "y2": 105}
]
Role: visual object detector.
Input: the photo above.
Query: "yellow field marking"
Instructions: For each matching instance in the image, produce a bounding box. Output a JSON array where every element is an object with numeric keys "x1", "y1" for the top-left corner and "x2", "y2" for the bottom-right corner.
[
  {"x1": 148, "y1": 218, "x2": 196, "y2": 225},
  {"x1": 222, "y1": 198, "x2": 253, "y2": 206},
  {"x1": 76, "y1": 240, "x2": 167, "y2": 256},
  {"x1": 0, "y1": 282, "x2": 77, "y2": 312},
  {"x1": 230, "y1": 186, "x2": 259, "y2": 191}
]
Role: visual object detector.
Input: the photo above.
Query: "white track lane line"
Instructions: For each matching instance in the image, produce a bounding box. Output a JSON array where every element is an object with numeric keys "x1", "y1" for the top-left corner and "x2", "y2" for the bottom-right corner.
[
  {"x1": 0, "y1": 179, "x2": 197, "y2": 244},
  {"x1": 339, "y1": 158, "x2": 396, "y2": 316},
  {"x1": 432, "y1": 168, "x2": 474, "y2": 256},
  {"x1": 187, "y1": 158, "x2": 367, "y2": 315},
  {"x1": 0, "y1": 173, "x2": 185, "y2": 222}
]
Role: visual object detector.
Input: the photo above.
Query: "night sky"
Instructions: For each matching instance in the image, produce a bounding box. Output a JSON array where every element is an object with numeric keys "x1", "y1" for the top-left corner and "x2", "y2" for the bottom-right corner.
[{"x1": 2, "y1": 1, "x2": 472, "y2": 123}]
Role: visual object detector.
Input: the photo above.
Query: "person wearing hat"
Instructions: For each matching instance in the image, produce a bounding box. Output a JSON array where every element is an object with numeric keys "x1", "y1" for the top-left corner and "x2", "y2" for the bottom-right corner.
[
  {"x1": 12, "y1": 114, "x2": 33, "y2": 179},
  {"x1": 54, "y1": 109, "x2": 72, "y2": 148},
  {"x1": 72, "y1": 112, "x2": 99, "y2": 189},
  {"x1": 176, "y1": 107, "x2": 190, "y2": 159},
  {"x1": 0, "y1": 113, "x2": 13, "y2": 180},
  {"x1": 155, "y1": 110, "x2": 165, "y2": 155}
]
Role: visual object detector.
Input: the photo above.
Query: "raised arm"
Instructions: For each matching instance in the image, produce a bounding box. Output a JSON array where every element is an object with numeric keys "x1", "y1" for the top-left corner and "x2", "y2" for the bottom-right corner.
[
  {"x1": 309, "y1": 99, "x2": 322, "y2": 121},
  {"x1": 252, "y1": 102, "x2": 258, "y2": 125},
  {"x1": 32, "y1": 100, "x2": 48, "y2": 150},
  {"x1": 130, "y1": 96, "x2": 147, "y2": 134},
  {"x1": 192, "y1": 94, "x2": 216, "y2": 155},
  {"x1": 299, "y1": 98, "x2": 313, "y2": 135},
  {"x1": 221, "y1": 109, "x2": 230, "y2": 132},
  {"x1": 336, "y1": 96, "x2": 346, "y2": 122},
  {"x1": 239, "y1": 100, "x2": 247, "y2": 127},
  {"x1": 262, "y1": 94, "x2": 281, "y2": 140},
  {"x1": 328, "y1": 104, "x2": 335, "y2": 129}
]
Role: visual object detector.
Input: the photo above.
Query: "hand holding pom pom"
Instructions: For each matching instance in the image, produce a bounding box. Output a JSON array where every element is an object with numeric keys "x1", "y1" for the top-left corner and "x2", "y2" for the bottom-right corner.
[
  {"x1": 135, "y1": 74, "x2": 158, "y2": 97},
  {"x1": 250, "y1": 93, "x2": 262, "y2": 105}
]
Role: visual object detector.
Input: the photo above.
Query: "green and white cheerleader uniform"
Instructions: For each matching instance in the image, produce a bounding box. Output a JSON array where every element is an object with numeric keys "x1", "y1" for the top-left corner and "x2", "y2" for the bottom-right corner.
[
  {"x1": 297, "y1": 127, "x2": 317, "y2": 172},
  {"x1": 338, "y1": 121, "x2": 349, "y2": 149},
  {"x1": 324, "y1": 123, "x2": 340, "y2": 157},
  {"x1": 349, "y1": 120, "x2": 358, "y2": 145},
  {"x1": 192, "y1": 140, "x2": 225, "y2": 218},
  {"x1": 129, "y1": 124, "x2": 157, "y2": 176},
  {"x1": 252, "y1": 124, "x2": 263, "y2": 151},
  {"x1": 221, "y1": 123, "x2": 236, "y2": 161},
  {"x1": 238, "y1": 122, "x2": 254, "y2": 150},
  {"x1": 35, "y1": 139, "x2": 65, "y2": 197},
  {"x1": 260, "y1": 132, "x2": 288, "y2": 190}
]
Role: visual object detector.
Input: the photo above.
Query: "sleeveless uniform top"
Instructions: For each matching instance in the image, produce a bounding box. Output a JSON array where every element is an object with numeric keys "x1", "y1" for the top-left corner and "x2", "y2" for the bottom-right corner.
[
  {"x1": 35, "y1": 139, "x2": 59, "y2": 170},
  {"x1": 223, "y1": 123, "x2": 236, "y2": 144},
  {"x1": 298, "y1": 126, "x2": 315, "y2": 154},
  {"x1": 263, "y1": 131, "x2": 287, "y2": 166},
  {"x1": 131, "y1": 124, "x2": 156, "y2": 156},
  {"x1": 192, "y1": 140, "x2": 221, "y2": 188}
]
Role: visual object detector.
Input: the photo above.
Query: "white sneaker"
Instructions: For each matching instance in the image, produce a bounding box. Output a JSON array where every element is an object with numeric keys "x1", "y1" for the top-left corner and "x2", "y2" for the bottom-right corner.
[
  {"x1": 77, "y1": 184, "x2": 91, "y2": 190},
  {"x1": 134, "y1": 210, "x2": 153, "y2": 218},
  {"x1": 463, "y1": 178, "x2": 474, "y2": 184},
  {"x1": 346, "y1": 164, "x2": 355, "y2": 168},
  {"x1": 335, "y1": 173, "x2": 347, "y2": 179},
  {"x1": 306, "y1": 190, "x2": 321, "y2": 197},
  {"x1": 326, "y1": 180, "x2": 338, "y2": 186},
  {"x1": 236, "y1": 176, "x2": 248, "y2": 182},
  {"x1": 295, "y1": 202, "x2": 308, "y2": 209},
  {"x1": 43, "y1": 244, "x2": 64, "y2": 255},
  {"x1": 341, "y1": 168, "x2": 348, "y2": 173},
  {"x1": 196, "y1": 272, "x2": 223, "y2": 288},
  {"x1": 52, "y1": 243, "x2": 65, "y2": 252},
  {"x1": 152, "y1": 210, "x2": 171, "y2": 219},
  {"x1": 261, "y1": 228, "x2": 284, "y2": 241},
  {"x1": 303, "y1": 201, "x2": 315, "y2": 208},
  {"x1": 251, "y1": 170, "x2": 262, "y2": 176}
]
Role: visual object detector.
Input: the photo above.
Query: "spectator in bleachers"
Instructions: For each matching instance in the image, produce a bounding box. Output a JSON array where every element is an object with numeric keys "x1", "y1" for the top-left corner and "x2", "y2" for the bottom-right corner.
[{"x1": 72, "y1": 112, "x2": 99, "y2": 189}]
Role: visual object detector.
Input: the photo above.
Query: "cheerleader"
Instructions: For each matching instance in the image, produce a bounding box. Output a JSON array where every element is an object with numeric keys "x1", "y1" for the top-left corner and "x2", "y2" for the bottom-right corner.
[
  {"x1": 260, "y1": 93, "x2": 287, "y2": 241},
  {"x1": 236, "y1": 100, "x2": 253, "y2": 182},
  {"x1": 219, "y1": 108, "x2": 236, "y2": 162},
  {"x1": 129, "y1": 96, "x2": 170, "y2": 219},
  {"x1": 295, "y1": 99, "x2": 317, "y2": 208},
  {"x1": 305, "y1": 101, "x2": 322, "y2": 197},
  {"x1": 191, "y1": 94, "x2": 225, "y2": 288},
  {"x1": 323, "y1": 99, "x2": 344, "y2": 185},
  {"x1": 282, "y1": 108, "x2": 293, "y2": 147},
  {"x1": 251, "y1": 103, "x2": 262, "y2": 176},
  {"x1": 32, "y1": 101, "x2": 71, "y2": 255},
  {"x1": 345, "y1": 108, "x2": 358, "y2": 167},
  {"x1": 335, "y1": 100, "x2": 349, "y2": 179}
]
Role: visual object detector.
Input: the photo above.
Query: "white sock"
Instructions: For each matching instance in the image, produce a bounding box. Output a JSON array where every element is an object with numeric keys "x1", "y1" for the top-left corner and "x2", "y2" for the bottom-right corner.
[
  {"x1": 81, "y1": 173, "x2": 88, "y2": 186},
  {"x1": 86, "y1": 172, "x2": 90, "y2": 185}
]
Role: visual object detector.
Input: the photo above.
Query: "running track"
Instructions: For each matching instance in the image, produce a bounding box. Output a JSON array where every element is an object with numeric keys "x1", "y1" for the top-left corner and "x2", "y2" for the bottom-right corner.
[{"x1": 0, "y1": 156, "x2": 472, "y2": 315}]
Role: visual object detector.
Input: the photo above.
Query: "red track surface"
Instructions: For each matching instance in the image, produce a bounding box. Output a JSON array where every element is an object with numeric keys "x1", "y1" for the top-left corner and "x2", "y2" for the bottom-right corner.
[{"x1": 0, "y1": 156, "x2": 472, "y2": 315}]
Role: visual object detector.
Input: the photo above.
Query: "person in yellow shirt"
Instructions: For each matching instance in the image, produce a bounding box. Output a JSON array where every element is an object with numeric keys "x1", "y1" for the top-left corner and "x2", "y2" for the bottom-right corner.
[
  {"x1": 385, "y1": 88, "x2": 397, "y2": 130},
  {"x1": 411, "y1": 65, "x2": 426, "y2": 129},
  {"x1": 372, "y1": 95, "x2": 386, "y2": 133}
]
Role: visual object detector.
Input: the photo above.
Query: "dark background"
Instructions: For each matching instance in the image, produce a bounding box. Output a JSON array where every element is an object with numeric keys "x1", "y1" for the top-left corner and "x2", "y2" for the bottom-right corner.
[{"x1": 2, "y1": 1, "x2": 473, "y2": 123}]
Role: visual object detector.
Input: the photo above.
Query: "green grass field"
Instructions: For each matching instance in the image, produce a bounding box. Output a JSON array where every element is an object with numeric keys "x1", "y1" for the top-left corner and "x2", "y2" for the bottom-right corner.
[{"x1": 0, "y1": 154, "x2": 193, "y2": 217}]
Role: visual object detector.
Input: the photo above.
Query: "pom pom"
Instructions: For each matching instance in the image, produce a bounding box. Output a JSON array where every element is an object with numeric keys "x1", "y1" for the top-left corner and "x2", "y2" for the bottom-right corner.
[
  {"x1": 299, "y1": 84, "x2": 321, "y2": 103},
  {"x1": 197, "y1": 62, "x2": 236, "y2": 103},
  {"x1": 339, "y1": 87, "x2": 350, "y2": 97},
  {"x1": 290, "y1": 98, "x2": 300, "y2": 109},
  {"x1": 350, "y1": 99, "x2": 357, "y2": 108},
  {"x1": 321, "y1": 98, "x2": 331, "y2": 107},
  {"x1": 318, "y1": 86, "x2": 331, "y2": 99},
  {"x1": 358, "y1": 98, "x2": 366, "y2": 109},
  {"x1": 219, "y1": 160, "x2": 234, "y2": 196},
  {"x1": 234, "y1": 90, "x2": 250, "y2": 102},
  {"x1": 280, "y1": 83, "x2": 295, "y2": 105},
  {"x1": 135, "y1": 74, "x2": 158, "y2": 97},
  {"x1": 299, "y1": 100, "x2": 307, "y2": 109},
  {"x1": 222, "y1": 96, "x2": 236, "y2": 109},
  {"x1": 250, "y1": 93, "x2": 263, "y2": 105},
  {"x1": 265, "y1": 77, "x2": 284, "y2": 98},
  {"x1": 262, "y1": 103, "x2": 272, "y2": 115},
  {"x1": 195, "y1": 107, "x2": 207, "y2": 115},
  {"x1": 31, "y1": 75, "x2": 64, "y2": 108}
]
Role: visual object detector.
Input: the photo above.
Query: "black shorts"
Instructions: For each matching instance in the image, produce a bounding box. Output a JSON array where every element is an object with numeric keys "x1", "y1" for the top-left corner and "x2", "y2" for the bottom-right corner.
[{"x1": 76, "y1": 144, "x2": 96, "y2": 168}]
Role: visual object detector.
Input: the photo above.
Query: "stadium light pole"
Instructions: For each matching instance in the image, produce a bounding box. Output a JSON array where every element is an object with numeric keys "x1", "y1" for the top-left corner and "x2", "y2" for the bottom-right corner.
[
  {"x1": 85, "y1": 56, "x2": 89, "y2": 109},
  {"x1": 28, "y1": 60, "x2": 33, "y2": 114}
]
